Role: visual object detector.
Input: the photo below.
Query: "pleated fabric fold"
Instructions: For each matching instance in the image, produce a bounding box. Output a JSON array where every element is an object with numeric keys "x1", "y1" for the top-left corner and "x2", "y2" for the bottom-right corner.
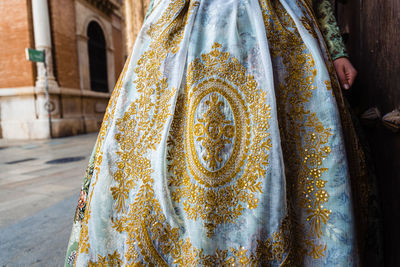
[{"x1": 65, "y1": 0, "x2": 358, "y2": 266}]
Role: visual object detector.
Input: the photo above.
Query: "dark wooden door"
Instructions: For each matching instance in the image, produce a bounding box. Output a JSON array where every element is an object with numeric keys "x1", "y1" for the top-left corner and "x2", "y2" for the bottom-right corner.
[{"x1": 334, "y1": 0, "x2": 400, "y2": 266}]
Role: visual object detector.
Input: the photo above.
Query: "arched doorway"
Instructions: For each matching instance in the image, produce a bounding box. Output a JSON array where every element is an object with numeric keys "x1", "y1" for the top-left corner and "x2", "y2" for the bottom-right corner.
[{"x1": 87, "y1": 21, "x2": 108, "y2": 92}]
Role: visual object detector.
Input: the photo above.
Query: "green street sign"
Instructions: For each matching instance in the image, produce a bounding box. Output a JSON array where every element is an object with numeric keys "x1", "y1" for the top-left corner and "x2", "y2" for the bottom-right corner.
[{"x1": 25, "y1": 48, "x2": 45, "y2": 63}]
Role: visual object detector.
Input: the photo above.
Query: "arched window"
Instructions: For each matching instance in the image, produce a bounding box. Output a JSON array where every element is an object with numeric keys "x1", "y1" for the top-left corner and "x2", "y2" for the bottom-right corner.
[{"x1": 87, "y1": 21, "x2": 108, "y2": 92}]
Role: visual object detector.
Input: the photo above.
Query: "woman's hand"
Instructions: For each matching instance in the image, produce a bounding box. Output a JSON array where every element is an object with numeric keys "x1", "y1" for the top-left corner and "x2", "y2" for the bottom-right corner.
[{"x1": 333, "y1": 57, "x2": 357, "y2": 90}]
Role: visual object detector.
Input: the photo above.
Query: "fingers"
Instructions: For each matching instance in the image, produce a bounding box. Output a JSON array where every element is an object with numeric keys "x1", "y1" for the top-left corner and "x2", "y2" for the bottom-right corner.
[
  {"x1": 333, "y1": 57, "x2": 357, "y2": 90},
  {"x1": 337, "y1": 65, "x2": 350, "y2": 90},
  {"x1": 345, "y1": 65, "x2": 357, "y2": 87}
]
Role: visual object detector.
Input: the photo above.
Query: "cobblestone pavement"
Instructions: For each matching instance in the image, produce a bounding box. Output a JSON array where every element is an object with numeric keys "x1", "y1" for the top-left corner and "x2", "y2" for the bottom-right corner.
[{"x1": 0, "y1": 133, "x2": 98, "y2": 266}]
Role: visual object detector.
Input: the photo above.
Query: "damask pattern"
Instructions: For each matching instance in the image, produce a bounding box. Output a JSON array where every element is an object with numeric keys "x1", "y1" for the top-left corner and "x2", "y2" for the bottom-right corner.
[
  {"x1": 66, "y1": 51, "x2": 132, "y2": 265},
  {"x1": 107, "y1": 38, "x2": 289, "y2": 264},
  {"x1": 259, "y1": 0, "x2": 334, "y2": 260},
  {"x1": 105, "y1": 0, "x2": 290, "y2": 262},
  {"x1": 145, "y1": 0, "x2": 349, "y2": 60},
  {"x1": 167, "y1": 43, "x2": 272, "y2": 237},
  {"x1": 65, "y1": 0, "x2": 356, "y2": 266}
]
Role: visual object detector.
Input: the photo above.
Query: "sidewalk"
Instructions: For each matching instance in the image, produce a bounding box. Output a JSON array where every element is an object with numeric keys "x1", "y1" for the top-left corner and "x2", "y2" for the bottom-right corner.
[{"x1": 0, "y1": 133, "x2": 98, "y2": 266}]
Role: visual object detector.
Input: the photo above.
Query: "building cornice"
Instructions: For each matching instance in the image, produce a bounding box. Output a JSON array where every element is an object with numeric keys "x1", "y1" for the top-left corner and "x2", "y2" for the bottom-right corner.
[{"x1": 83, "y1": 0, "x2": 118, "y2": 16}]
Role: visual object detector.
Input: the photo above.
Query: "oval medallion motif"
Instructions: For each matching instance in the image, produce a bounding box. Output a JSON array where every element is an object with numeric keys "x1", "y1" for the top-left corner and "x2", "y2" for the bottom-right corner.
[
  {"x1": 186, "y1": 78, "x2": 249, "y2": 187},
  {"x1": 167, "y1": 43, "x2": 272, "y2": 237}
]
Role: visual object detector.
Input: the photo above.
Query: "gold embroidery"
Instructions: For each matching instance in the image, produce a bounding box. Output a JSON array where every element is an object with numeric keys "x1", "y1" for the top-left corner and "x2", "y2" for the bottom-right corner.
[
  {"x1": 108, "y1": 1, "x2": 200, "y2": 265},
  {"x1": 110, "y1": 36, "x2": 288, "y2": 264},
  {"x1": 324, "y1": 79, "x2": 334, "y2": 96},
  {"x1": 186, "y1": 78, "x2": 250, "y2": 187},
  {"x1": 109, "y1": 0, "x2": 199, "y2": 215},
  {"x1": 193, "y1": 93, "x2": 235, "y2": 171},
  {"x1": 259, "y1": 0, "x2": 333, "y2": 260},
  {"x1": 76, "y1": 0, "x2": 338, "y2": 264},
  {"x1": 87, "y1": 251, "x2": 122, "y2": 267},
  {"x1": 167, "y1": 43, "x2": 272, "y2": 237},
  {"x1": 148, "y1": 0, "x2": 194, "y2": 53},
  {"x1": 300, "y1": 15, "x2": 319, "y2": 39},
  {"x1": 74, "y1": 51, "x2": 132, "y2": 264},
  {"x1": 180, "y1": 216, "x2": 291, "y2": 266}
]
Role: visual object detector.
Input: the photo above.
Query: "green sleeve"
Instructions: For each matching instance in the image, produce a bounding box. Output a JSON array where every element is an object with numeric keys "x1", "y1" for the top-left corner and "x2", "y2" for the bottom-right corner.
[{"x1": 312, "y1": 0, "x2": 349, "y2": 60}]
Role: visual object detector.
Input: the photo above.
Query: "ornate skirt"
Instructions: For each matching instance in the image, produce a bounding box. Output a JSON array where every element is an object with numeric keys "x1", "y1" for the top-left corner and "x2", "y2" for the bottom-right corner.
[{"x1": 65, "y1": 0, "x2": 361, "y2": 266}]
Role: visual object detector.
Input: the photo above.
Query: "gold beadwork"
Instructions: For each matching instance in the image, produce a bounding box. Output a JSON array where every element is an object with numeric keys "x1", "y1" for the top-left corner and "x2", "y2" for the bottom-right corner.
[
  {"x1": 167, "y1": 43, "x2": 272, "y2": 237},
  {"x1": 258, "y1": 0, "x2": 333, "y2": 260},
  {"x1": 193, "y1": 93, "x2": 236, "y2": 171},
  {"x1": 74, "y1": 50, "x2": 132, "y2": 264},
  {"x1": 75, "y1": 0, "x2": 341, "y2": 264}
]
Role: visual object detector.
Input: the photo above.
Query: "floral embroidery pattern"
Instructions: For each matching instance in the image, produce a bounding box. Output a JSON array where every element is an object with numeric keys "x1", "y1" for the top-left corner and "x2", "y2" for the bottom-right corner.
[
  {"x1": 167, "y1": 43, "x2": 272, "y2": 237},
  {"x1": 193, "y1": 93, "x2": 236, "y2": 171},
  {"x1": 259, "y1": 0, "x2": 334, "y2": 260},
  {"x1": 65, "y1": 0, "x2": 356, "y2": 265},
  {"x1": 311, "y1": 0, "x2": 348, "y2": 60}
]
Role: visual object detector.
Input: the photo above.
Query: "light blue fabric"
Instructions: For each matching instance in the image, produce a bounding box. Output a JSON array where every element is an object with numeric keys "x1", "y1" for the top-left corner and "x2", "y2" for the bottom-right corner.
[
  {"x1": 65, "y1": 0, "x2": 357, "y2": 266},
  {"x1": 144, "y1": 0, "x2": 155, "y2": 21}
]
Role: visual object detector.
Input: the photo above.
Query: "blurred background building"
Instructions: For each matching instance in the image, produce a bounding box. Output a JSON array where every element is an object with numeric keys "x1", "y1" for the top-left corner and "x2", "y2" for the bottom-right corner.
[{"x1": 0, "y1": 0, "x2": 150, "y2": 139}]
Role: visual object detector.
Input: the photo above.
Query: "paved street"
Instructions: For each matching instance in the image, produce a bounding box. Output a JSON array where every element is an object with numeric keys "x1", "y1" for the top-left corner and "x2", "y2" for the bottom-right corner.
[{"x1": 0, "y1": 133, "x2": 98, "y2": 266}]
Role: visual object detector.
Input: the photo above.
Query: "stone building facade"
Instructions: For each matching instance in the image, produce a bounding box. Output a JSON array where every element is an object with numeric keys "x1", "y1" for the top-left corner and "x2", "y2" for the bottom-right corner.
[{"x1": 0, "y1": 0, "x2": 127, "y2": 139}]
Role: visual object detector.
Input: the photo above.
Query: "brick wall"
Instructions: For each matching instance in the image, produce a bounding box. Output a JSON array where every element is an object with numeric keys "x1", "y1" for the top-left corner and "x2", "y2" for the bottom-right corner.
[
  {"x1": 0, "y1": 0, "x2": 35, "y2": 88},
  {"x1": 49, "y1": 0, "x2": 80, "y2": 89}
]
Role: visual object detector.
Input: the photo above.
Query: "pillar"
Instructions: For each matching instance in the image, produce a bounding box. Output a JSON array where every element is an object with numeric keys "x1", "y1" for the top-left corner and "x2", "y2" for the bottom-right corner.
[{"x1": 31, "y1": 0, "x2": 57, "y2": 86}]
